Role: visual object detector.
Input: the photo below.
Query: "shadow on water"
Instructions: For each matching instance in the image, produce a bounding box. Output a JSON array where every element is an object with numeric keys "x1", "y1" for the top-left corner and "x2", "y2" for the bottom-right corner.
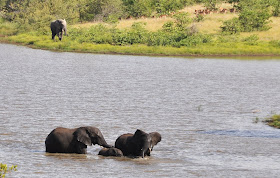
[{"x1": 198, "y1": 129, "x2": 280, "y2": 138}]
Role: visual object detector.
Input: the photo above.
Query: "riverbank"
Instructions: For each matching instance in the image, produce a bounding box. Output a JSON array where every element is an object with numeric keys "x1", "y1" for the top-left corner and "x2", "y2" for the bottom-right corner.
[{"x1": 1, "y1": 33, "x2": 280, "y2": 57}]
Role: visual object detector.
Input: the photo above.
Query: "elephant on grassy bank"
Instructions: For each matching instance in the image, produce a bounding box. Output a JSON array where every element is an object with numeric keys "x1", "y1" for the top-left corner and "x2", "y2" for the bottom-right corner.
[
  {"x1": 45, "y1": 126, "x2": 112, "y2": 154},
  {"x1": 98, "y1": 147, "x2": 123, "y2": 157},
  {"x1": 50, "y1": 19, "x2": 67, "y2": 41},
  {"x1": 115, "y1": 129, "x2": 161, "y2": 158}
]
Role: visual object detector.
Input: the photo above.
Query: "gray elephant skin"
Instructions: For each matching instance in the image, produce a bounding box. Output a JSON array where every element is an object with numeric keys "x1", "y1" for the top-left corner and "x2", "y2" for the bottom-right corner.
[
  {"x1": 45, "y1": 126, "x2": 112, "y2": 154},
  {"x1": 98, "y1": 147, "x2": 123, "y2": 157},
  {"x1": 50, "y1": 19, "x2": 67, "y2": 41},
  {"x1": 115, "y1": 129, "x2": 161, "y2": 158}
]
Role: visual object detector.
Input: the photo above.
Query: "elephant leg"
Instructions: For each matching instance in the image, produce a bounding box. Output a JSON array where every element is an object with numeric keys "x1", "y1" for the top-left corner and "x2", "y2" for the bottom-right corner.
[
  {"x1": 58, "y1": 31, "x2": 63, "y2": 41},
  {"x1": 51, "y1": 31, "x2": 56, "y2": 40}
]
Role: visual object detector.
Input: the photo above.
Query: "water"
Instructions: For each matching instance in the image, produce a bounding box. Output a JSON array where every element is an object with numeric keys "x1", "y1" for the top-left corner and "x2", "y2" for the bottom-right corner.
[{"x1": 1, "y1": 43, "x2": 280, "y2": 177}]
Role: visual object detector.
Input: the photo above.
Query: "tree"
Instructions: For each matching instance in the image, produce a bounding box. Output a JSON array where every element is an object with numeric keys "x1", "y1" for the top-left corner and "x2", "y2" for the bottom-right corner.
[
  {"x1": 203, "y1": 0, "x2": 223, "y2": 10},
  {"x1": 221, "y1": 0, "x2": 272, "y2": 33}
]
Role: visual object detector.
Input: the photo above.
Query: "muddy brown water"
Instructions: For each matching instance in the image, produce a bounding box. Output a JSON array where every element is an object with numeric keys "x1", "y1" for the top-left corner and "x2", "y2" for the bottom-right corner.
[{"x1": 1, "y1": 43, "x2": 280, "y2": 177}]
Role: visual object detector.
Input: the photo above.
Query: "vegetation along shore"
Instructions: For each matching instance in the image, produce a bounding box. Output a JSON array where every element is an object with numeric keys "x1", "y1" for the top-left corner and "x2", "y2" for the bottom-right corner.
[{"x1": 1, "y1": 0, "x2": 280, "y2": 57}]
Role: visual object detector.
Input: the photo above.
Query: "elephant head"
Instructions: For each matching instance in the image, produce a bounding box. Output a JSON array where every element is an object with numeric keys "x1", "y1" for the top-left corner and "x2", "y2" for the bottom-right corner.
[
  {"x1": 73, "y1": 127, "x2": 112, "y2": 148},
  {"x1": 145, "y1": 132, "x2": 161, "y2": 156}
]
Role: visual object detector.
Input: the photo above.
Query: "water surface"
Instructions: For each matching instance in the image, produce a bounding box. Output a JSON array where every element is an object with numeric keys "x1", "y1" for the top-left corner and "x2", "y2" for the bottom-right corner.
[{"x1": 1, "y1": 44, "x2": 280, "y2": 177}]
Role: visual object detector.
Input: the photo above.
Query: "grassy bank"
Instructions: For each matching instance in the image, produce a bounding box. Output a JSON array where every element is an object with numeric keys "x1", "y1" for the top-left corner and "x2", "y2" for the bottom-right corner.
[
  {"x1": 264, "y1": 114, "x2": 280, "y2": 129},
  {"x1": 1, "y1": 32, "x2": 280, "y2": 57},
  {"x1": 1, "y1": 3, "x2": 280, "y2": 57}
]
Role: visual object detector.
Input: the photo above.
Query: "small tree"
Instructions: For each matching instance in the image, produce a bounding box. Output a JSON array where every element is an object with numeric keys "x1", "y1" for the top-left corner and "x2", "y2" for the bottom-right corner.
[
  {"x1": 238, "y1": 0, "x2": 271, "y2": 32},
  {"x1": 221, "y1": 0, "x2": 272, "y2": 33},
  {"x1": 203, "y1": 0, "x2": 223, "y2": 10}
]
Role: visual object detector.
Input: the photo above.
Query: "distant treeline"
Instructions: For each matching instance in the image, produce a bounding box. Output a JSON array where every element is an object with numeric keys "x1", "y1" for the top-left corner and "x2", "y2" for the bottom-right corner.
[
  {"x1": 0, "y1": 0, "x2": 279, "y2": 31},
  {"x1": 1, "y1": 0, "x2": 199, "y2": 24}
]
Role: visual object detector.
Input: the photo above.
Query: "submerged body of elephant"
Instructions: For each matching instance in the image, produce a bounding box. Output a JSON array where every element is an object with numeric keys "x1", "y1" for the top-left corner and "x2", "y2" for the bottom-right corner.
[
  {"x1": 115, "y1": 129, "x2": 161, "y2": 158},
  {"x1": 45, "y1": 126, "x2": 112, "y2": 154},
  {"x1": 98, "y1": 147, "x2": 123, "y2": 157},
  {"x1": 50, "y1": 19, "x2": 67, "y2": 41}
]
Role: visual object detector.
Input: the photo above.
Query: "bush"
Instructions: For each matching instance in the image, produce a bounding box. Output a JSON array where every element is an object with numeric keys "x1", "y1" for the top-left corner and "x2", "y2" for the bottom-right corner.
[
  {"x1": 221, "y1": 17, "x2": 241, "y2": 34},
  {"x1": 0, "y1": 163, "x2": 17, "y2": 177},
  {"x1": 242, "y1": 34, "x2": 259, "y2": 45},
  {"x1": 222, "y1": 0, "x2": 272, "y2": 33},
  {"x1": 264, "y1": 114, "x2": 280, "y2": 129},
  {"x1": 112, "y1": 22, "x2": 148, "y2": 45}
]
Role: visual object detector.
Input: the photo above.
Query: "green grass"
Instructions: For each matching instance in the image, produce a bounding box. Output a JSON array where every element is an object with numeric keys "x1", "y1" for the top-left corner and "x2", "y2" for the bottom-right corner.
[
  {"x1": 264, "y1": 114, "x2": 280, "y2": 129},
  {"x1": 1, "y1": 32, "x2": 280, "y2": 57}
]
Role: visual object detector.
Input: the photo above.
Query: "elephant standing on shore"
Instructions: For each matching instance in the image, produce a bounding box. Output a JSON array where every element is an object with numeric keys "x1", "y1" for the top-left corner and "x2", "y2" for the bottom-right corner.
[
  {"x1": 115, "y1": 129, "x2": 161, "y2": 158},
  {"x1": 45, "y1": 126, "x2": 112, "y2": 154},
  {"x1": 50, "y1": 19, "x2": 67, "y2": 41}
]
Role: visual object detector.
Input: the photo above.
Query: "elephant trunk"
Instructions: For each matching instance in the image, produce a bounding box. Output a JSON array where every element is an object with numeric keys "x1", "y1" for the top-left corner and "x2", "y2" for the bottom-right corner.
[
  {"x1": 101, "y1": 142, "x2": 113, "y2": 148},
  {"x1": 141, "y1": 143, "x2": 151, "y2": 158},
  {"x1": 97, "y1": 137, "x2": 112, "y2": 148}
]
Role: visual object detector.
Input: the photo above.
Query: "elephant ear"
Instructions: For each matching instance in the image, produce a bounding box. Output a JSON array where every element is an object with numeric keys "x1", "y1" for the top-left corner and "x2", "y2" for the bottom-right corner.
[
  {"x1": 149, "y1": 132, "x2": 161, "y2": 149},
  {"x1": 73, "y1": 127, "x2": 92, "y2": 146}
]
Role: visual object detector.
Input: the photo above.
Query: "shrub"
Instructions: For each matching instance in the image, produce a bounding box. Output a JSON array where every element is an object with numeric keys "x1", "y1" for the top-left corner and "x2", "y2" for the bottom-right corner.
[
  {"x1": 264, "y1": 114, "x2": 280, "y2": 129},
  {"x1": 0, "y1": 163, "x2": 17, "y2": 177},
  {"x1": 221, "y1": 17, "x2": 241, "y2": 34},
  {"x1": 242, "y1": 34, "x2": 259, "y2": 45}
]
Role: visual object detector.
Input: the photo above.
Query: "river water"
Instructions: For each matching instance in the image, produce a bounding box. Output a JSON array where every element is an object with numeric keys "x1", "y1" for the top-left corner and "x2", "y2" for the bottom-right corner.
[{"x1": 0, "y1": 43, "x2": 280, "y2": 177}]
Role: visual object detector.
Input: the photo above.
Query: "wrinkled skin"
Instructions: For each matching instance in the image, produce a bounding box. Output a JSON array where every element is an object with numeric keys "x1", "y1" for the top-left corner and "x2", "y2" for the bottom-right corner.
[
  {"x1": 115, "y1": 129, "x2": 161, "y2": 158},
  {"x1": 50, "y1": 19, "x2": 67, "y2": 41},
  {"x1": 45, "y1": 126, "x2": 112, "y2": 154},
  {"x1": 98, "y1": 147, "x2": 123, "y2": 157}
]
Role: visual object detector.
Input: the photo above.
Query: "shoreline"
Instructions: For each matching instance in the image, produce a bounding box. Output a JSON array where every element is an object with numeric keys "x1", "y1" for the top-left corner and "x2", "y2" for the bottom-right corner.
[{"x1": 1, "y1": 36, "x2": 280, "y2": 59}]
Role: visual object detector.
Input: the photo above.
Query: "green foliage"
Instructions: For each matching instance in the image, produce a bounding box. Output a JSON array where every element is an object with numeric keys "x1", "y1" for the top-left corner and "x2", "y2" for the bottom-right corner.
[
  {"x1": 193, "y1": 14, "x2": 204, "y2": 22},
  {"x1": 221, "y1": 17, "x2": 241, "y2": 34},
  {"x1": 221, "y1": 0, "x2": 272, "y2": 33},
  {"x1": 154, "y1": 0, "x2": 189, "y2": 15},
  {"x1": 0, "y1": 18, "x2": 19, "y2": 35},
  {"x1": 70, "y1": 24, "x2": 113, "y2": 44},
  {"x1": 242, "y1": 34, "x2": 259, "y2": 45},
  {"x1": 0, "y1": 163, "x2": 17, "y2": 178},
  {"x1": 79, "y1": 0, "x2": 124, "y2": 21},
  {"x1": 238, "y1": 5, "x2": 271, "y2": 32},
  {"x1": 172, "y1": 12, "x2": 192, "y2": 30},
  {"x1": 112, "y1": 22, "x2": 149, "y2": 45},
  {"x1": 203, "y1": 0, "x2": 223, "y2": 10},
  {"x1": 264, "y1": 114, "x2": 280, "y2": 129}
]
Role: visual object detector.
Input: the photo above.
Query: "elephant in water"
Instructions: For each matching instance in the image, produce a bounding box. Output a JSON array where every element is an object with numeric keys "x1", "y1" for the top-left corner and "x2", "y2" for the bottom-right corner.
[
  {"x1": 98, "y1": 147, "x2": 123, "y2": 157},
  {"x1": 45, "y1": 126, "x2": 112, "y2": 154},
  {"x1": 50, "y1": 19, "x2": 67, "y2": 41},
  {"x1": 115, "y1": 129, "x2": 161, "y2": 158}
]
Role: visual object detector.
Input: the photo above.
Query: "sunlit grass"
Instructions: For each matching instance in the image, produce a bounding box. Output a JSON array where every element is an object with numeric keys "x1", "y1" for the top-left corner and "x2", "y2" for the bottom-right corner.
[
  {"x1": 264, "y1": 114, "x2": 280, "y2": 129},
  {"x1": 3, "y1": 32, "x2": 280, "y2": 56}
]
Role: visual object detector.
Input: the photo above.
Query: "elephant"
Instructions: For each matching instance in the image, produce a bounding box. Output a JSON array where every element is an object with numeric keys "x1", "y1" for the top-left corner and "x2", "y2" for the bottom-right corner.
[
  {"x1": 115, "y1": 129, "x2": 161, "y2": 158},
  {"x1": 98, "y1": 147, "x2": 123, "y2": 157},
  {"x1": 45, "y1": 126, "x2": 112, "y2": 154},
  {"x1": 50, "y1": 19, "x2": 67, "y2": 41}
]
